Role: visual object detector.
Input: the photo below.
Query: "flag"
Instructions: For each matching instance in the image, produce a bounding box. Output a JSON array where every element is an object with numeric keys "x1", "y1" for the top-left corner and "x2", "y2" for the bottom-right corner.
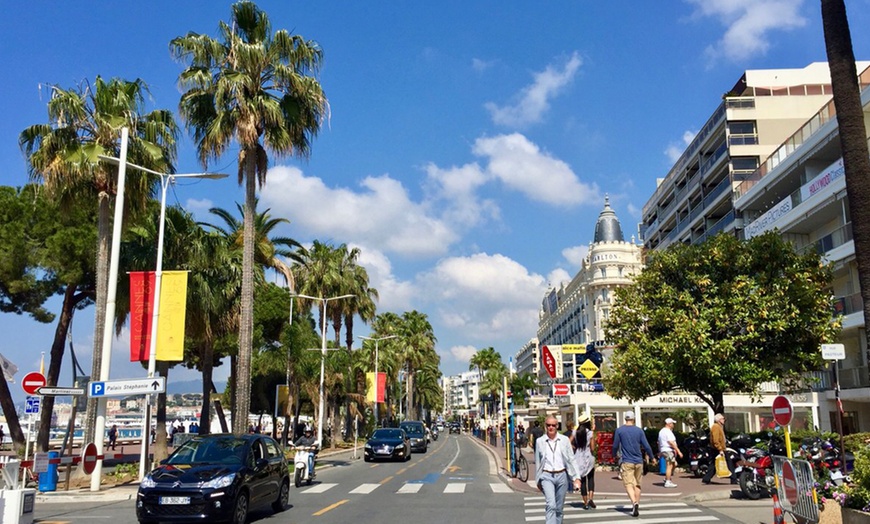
[
  {"x1": 39, "y1": 353, "x2": 45, "y2": 375},
  {"x1": 0, "y1": 353, "x2": 18, "y2": 382},
  {"x1": 366, "y1": 372, "x2": 386, "y2": 403},
  {"x1": 129, "y1": 271, "x2": 156, "y2": 362},
  {"x1": 156, "y1": 271, "x2": 188, "y2": 361}
]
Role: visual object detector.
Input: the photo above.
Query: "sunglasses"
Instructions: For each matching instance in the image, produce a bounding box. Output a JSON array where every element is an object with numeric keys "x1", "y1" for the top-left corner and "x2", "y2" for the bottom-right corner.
[{"x1": 545, "y1": 423, "x2": 558, "y2": 428}]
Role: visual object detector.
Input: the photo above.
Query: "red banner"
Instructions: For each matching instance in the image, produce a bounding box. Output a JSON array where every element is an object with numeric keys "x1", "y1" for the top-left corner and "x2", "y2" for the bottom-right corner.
[
  {"x1": 375, "y1": 372, "x2": 386, "y2": 403},
  {"x1": 129, "y1": 271, "x2": 156, "y2": 362}
]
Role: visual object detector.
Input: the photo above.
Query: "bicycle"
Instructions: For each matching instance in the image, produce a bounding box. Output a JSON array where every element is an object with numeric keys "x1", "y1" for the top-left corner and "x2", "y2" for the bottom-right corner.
[{"x1": 511, "y1": 436, "x2": 529, "y2": 482}]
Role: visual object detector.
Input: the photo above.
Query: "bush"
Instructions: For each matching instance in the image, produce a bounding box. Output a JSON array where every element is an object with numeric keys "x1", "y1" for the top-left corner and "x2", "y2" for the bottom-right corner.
[
  {"x1": 835, "y1": 445, "x2": 870, "y2": 512},
  {"x1": 843, "y1": 433, "x2": 870, "y2": 454}
]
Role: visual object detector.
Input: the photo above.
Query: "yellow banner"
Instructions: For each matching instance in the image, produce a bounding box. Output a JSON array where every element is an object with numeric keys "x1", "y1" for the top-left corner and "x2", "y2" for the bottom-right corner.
[
  {"x1": 562, "y1": 344, "x2": 586, "y2": 354},
  {"x1": 156, "y1": 271, "x2": 188, "y2": 361},
  {"x1": 366, "y1": 372, "x2": 375, "y2": 403}
]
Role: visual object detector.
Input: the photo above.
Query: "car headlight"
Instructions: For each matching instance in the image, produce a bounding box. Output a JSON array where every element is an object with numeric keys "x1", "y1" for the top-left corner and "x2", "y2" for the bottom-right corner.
[
  {"x1": 365, "y1": 443, "x2": 372, "y2": 449},
  {"x1": 202, "y1": 473, "x2": 236, "y2": 489},
  {"x1": 140, "y1": 475, "x2": 157, "y2": 489}
]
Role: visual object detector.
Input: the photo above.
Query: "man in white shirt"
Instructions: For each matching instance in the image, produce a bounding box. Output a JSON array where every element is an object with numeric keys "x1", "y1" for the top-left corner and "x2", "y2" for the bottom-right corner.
[
  {"x1": 657, "y1": 418, "x2": 683, "y2": 488},
  {"x1": 535, "y1": 416, "x2": 581, "y2": 524}
]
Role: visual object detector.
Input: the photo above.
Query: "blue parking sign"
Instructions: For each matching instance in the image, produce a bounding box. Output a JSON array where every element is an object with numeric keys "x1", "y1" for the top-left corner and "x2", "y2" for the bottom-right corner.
[{"x1": 25, "y1": 396, "x2": 40, "y2": 414}]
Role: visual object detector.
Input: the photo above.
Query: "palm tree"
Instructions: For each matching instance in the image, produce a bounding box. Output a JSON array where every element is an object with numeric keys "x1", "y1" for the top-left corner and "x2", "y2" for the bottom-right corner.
[
  {"x1": 510, "y1": 372, "x2": 538, "y2": 407},
  {"x1": 821, "y1": 0, "x2": 870, "y2": 368},
  {"x1": 20, "y1": 76, "x2": 178, "y2": 443},
  {"x1": 400, "y1": 311, "x2": 437, "y2": 421},
  {"x1": 370, "y1": 313, "x2": 404, "y2": 423},
  {"x1": 171, "y1": 0, "x2": 328, "y2": 433}
]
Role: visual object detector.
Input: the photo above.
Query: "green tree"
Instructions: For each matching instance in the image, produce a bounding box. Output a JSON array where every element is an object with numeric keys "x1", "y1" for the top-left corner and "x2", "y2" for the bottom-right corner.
[
  {"x1": 605, "y1": 232, "x2": 841, "y2": 414},
  {"x1": 821, "y1": 0, "x2": 870, "y2": 383},
  {"x1": 399, "y1": 311, "x2": 437, "y2": 421},
  {"x1": 510, "y1": 372, "x2": 538, "y2": 407},
  {"x1": 171, "y1": 1, "x2": 328, "y2": 433},
  {"x1": 20, "y1": 76, "x2": 178, "y2": 443}
]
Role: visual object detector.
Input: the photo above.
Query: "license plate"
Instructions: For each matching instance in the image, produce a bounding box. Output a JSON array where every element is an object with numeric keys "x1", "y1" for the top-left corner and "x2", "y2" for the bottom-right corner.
[
  {"x1": 690, "y1": 460, "x2": 698, "y2": 466},
  {"x1": 159, "y1": 496, "x2": 190, "y2": 505}
]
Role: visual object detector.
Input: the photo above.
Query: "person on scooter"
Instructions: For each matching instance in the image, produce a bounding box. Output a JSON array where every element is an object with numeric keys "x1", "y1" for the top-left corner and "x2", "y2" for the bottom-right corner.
[{"x1": 295, "y1": 427, "x2": 318, "y2": 476}]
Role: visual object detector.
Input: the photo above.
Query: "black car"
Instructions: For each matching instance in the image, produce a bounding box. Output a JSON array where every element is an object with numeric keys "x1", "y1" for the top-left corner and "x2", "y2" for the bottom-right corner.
[
  {"x1": 449, "y1": 422, "x2": 461, "y2": 434},
  {"x1": 136, "y1": 433, "x2": 290, "y2": 524},
  {"x1": 399, "y1": 421, "x2": 428, "y2": 452},
  {"x1": 364, "y1": 428, "x2": 411, "y2": 462}
]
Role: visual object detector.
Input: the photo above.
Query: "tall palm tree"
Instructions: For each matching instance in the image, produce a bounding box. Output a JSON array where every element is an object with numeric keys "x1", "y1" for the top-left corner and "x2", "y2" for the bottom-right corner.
[
  {"x1": 20, "y1": 76, "x2": 178, "y2": 443},
  {"x1": 469, "y1": 347, "x2": 502, "y2": 418},
  {"x1": 821, "y1": 0, "x2": 870, "y2": 365},
  {"x1": 171, "y1": 1, "x2": 328, "y2": 433},
  {"x1": 294, "y1": 241, "x2": 344, "y2": 334},
  {"x1": 371, "y1": 312, "x2": 404, "y2": 423},
  {"x1": 400, "y1": 311, "x2": 437, "y2": 421}
]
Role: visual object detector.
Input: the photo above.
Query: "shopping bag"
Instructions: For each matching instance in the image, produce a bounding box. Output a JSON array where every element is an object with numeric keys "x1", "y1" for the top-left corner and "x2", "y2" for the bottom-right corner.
[{"x1": 715, "y1": 454, "x2": 730, "y2": 478}]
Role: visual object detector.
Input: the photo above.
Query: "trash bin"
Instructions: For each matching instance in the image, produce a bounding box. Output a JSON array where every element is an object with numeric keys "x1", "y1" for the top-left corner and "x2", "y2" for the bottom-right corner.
[
  {"x1": 37, "y1": 452, "x2": 58, "y2": 492},
  {"x1": 659, "y1": 456, "x2": 667, "y2": 475}
]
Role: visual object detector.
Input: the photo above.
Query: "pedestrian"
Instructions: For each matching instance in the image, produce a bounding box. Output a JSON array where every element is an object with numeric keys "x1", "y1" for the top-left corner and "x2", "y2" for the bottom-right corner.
[
  {"x1": 108, "y1": 424, "x2": 118, "y2": 450},
  {"x1": 529, "y1": 420, "x2": 544, "y2": 449},
  {"x1": 658, "y1": 417, "x2": 683, "y2": 488},
  {"x1": 572, "y1": 414, "x2": 597, "y2": 510},
  {"x1": 0, "y1": 425, "x2": 6, "y2": 450},
  {"x1": 612, "y1": 410, "x2": 655, "y2": 518},
  {"x1": 563, "y1": 421, "x2": 575, "y2": 439},
  {"x1": 701, "y1": 413, "x2": 736, "y2": 485},
  {"x1": 534, "y1": 415, "x2": 581, "y2": 524}
]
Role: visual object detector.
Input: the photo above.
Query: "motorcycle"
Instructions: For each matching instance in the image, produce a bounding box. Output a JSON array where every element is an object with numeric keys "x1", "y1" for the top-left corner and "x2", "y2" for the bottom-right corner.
[
  {"x1": 799, "y1": 436, "x2": 850, "y2": 482},
  {"x1": 292, "y1": 445, "x2": 318, "y2": 487},
  {"x1": 432, "y1": 427, "x2": 439, "y2": 441},
  {"x1": 684, "y1": 431, "x2": 711, "y2": 478},
  {"x1": 734, "y1": 433, "x2": 786, "y2": 500}
]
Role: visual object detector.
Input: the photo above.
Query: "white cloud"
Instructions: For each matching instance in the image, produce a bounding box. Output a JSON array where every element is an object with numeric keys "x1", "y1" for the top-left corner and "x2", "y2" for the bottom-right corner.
[
  {"x1": 418, "y1": 253, "x2": 547, "y2": 344},
  {"x1": 424, "y1": 162, "x2": 500, "y2": 227},
  {"x1": 665, "y1": 130, "x2": 697, "y2": 163},
  {"x1": 260, "y1": 166, "x2": 458, "y2": 258},
  {"x1": 561, "y1": 245, "x2": 589, "y2": 268},
  {"x1": 546, "y1": 268, "x2": 571, "y2": 289},
  {"x1": 686, "y1": 0, "x2": 807, "y2": 64},
  {"x1": 449, "y1": 345, "x2": 478, "y2": 364},
  {"x1": 473, "y1": 133, "x2": 600, "y2": 207},
  {"x1": 472, "y1": 58, "x2": 496, "y2": 73},
  {"x1": 485, "y1": 51, "x2": 582, "y2": 127},
  {"x1": 184, "y1": 197, "x2": 216, "y2": 221},
  {"x1": 354, "y1": 244, "x2": 416, "y2": 312}
]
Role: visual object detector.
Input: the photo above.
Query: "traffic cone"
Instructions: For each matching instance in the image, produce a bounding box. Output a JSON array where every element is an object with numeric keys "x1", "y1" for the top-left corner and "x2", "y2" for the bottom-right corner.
[{"x1": 771, "y1": 489, "x2": 785, "y2": 524}]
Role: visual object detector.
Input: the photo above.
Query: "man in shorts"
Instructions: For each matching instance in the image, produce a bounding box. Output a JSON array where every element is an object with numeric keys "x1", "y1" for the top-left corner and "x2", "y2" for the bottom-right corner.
[
  {"x1": 612, "y1": 410, "x2": 655, "y2": 518},
  {"x1": 658, "y1": 418, "x2": 683, "y2": 488}
]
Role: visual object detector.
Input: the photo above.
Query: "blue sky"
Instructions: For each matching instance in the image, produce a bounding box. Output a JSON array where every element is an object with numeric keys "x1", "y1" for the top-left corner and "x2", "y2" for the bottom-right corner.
[{"x1": 3, "y1": 1, "x2": 870, "y2": 404}]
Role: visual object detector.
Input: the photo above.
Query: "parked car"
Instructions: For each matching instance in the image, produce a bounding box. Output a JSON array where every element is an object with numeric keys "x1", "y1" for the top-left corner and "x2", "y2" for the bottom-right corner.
[
  {"x1": 364, "y1": 428, "x2": 411, "y2": 462},
  {"x1": 399, "y1": 421, "x2": 428, "y2": 452},
  {"x1": 136, "y1": 433, "x2": 289, "y2": 524},
  {"x1": 449, "y1": 422, "x2": 461, "y2": 434}
]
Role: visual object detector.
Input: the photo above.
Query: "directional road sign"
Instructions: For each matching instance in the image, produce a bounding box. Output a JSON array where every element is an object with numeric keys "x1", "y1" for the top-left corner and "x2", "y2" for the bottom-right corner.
[
  {"x1": 553, "y1": 384, "x2": 570, "y2": 396},
  {"x1": 22, "y1": 372, "x2": 46, "y2": 395},
  {"x1": 37, "y1": 387, "x2": 85, "y2": 396},
  {"x1": 88, "y1": 377, "x2": 166, "y2": 397},
  {"x1": 25, "y1": 396, "x2": 40, "y2": 414}
]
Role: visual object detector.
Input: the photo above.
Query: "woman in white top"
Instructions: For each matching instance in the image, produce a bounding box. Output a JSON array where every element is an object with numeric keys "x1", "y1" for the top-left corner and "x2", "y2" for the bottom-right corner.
[{"x1": 572, "y1": 415, "x2": 596, "y2": 510}]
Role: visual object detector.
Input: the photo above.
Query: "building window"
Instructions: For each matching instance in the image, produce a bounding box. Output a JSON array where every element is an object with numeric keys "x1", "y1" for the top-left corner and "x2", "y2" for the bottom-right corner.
[
  {"x1": 728, "y1": 121, "x2": 758, "y2": 145},
  {"x1": 600, "y1": 267, "x2": 607, "y2": 278},
  {"x1": 731, "y1": 156, "x2": 759, "y2": 178}
]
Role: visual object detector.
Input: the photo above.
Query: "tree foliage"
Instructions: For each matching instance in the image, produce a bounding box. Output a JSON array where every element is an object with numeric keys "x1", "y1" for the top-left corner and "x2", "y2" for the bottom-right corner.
[{"x1": 605, "y1": 232, "x2": 841, "y2": 413}]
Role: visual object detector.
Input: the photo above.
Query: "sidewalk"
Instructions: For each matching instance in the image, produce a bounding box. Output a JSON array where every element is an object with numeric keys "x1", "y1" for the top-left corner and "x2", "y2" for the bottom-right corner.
[{"x1": 470, "y1": 432, "x2": 739, "y2": 502}]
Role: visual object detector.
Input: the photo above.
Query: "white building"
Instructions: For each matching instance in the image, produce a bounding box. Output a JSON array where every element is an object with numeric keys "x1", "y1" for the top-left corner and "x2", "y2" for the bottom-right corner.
[
  {"x1": 514, "y1": 338, "x2": 539, "y2": 378},
  {"x1": 442, "y1": 371, "x2": 482, "y2": 419}
]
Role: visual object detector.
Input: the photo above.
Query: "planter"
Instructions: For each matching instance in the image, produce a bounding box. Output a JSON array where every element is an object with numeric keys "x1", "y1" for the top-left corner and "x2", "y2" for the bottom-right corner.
[
  {"x1": 844, "y1": 507, "x2": 870, "y2": 524},
  {"x1": 819, "y1": 500, "x2": 843, "y2": 524}
]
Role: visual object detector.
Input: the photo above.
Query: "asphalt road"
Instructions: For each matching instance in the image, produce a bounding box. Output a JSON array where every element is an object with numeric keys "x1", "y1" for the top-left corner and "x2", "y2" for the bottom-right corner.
[{"x1": 31, "y1": 434, "x2": 782, "y2": 524}]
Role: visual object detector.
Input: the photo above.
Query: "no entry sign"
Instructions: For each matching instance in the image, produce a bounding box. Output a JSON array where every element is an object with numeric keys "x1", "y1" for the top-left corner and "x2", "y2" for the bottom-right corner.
[
  {"x1": 82, "y1": 442, "x2": 98, "y2": 475},
  {"x1": 782, "y1": 460, "x2": 799, "y2": 506},
  {"x1": 22, "y1": 372, "x2": 46, "y2": 395},
  {"x1": 772, "y1": 395, "x2": 793, "y2": 426}
]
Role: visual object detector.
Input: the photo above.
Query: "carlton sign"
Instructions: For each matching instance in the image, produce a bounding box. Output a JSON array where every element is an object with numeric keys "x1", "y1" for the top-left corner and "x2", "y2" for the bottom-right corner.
[{"x1": 542, "y1": 346, "x2": 557, "y2": 379}]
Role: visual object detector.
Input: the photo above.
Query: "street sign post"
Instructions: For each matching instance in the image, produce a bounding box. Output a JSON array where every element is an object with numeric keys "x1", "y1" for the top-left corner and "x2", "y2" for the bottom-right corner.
[
  {"x1": 37, "y1": 387, "x2": 85, "y2": 396},
  {"x1": 553, "y1": 384, "x2": 570, "y2": 396},
  {"x1": 88, "y1": 377, "x2": 166, "y2": 397},
  {"x1": 22, "y1": 372, "x2": 46, "y2": 395}
]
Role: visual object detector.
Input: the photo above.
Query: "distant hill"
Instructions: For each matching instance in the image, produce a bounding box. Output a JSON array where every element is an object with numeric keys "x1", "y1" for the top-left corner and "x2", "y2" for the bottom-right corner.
[{"x1": 167, "y1": 379, "x2": 227, "y2": 395}]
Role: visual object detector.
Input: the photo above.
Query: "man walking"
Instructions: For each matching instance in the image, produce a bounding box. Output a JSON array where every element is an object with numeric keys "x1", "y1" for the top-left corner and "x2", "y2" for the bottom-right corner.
[
  {"x1": 612, "y1": 410, "x2": 655, "y2": 518},
  {"x1": 658, "y1": 418, "x2": 682, "y2": 488},
  {"x1": 535, "y1": 415, "x2": 581, "y2": 524},
  {"x1": 702, "y1": 413, "x2": 736, "y2": 485}
]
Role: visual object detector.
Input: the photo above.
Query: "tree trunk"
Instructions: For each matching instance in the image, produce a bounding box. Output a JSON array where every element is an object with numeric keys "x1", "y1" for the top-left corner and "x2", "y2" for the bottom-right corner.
[
  {"x1": 822, "y1": 0, "x2": 870, "y2": 383},
  {"x1": 84, "y1": 193, "x2": 111, "y2": 445},
  {"x1": 37, "y1": 285, "x2": 80, "y2": 451},
  {"x1": 212, "y1": 380, "x2": 229, "y2": 433},
  {"x1": 408, "y1": 371, "x2": 416, "y2": 421},
  {"x1": 153, "y1": 362, "x2": 170, "y2": 464},
  {"x1": 0, "y1": 374, "x2": 24, "y2": 454},
  {"x1": 234, "y1": 152, "x2": 256, "y2": 434},
  {"x1": 199, "y1": 340, "x2": 213, "y2": 435}
]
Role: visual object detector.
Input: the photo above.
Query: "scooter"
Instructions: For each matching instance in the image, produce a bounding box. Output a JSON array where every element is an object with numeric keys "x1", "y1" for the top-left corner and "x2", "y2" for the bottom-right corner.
[
  {"x1": 684, "y1": 431, "x2": 711, "y2": 478},
  {"x1": 292, "y1": 445, "x2": 317, "y2": 487},
  {"x1": 432, "y1": 427, "x2": 439, "y2": 441},
  {"x1": 734, "y1": 433, "x2": 785, "y2": 500}
]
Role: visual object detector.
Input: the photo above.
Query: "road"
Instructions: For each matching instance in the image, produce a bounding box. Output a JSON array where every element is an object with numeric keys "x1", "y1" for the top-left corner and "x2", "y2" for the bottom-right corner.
[{"x1": 32, "y1": 434, "x2": 771, "y2": 524}]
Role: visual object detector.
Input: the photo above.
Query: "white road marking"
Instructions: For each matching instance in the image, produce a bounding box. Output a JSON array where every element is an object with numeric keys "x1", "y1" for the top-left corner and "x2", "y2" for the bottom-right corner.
[
  {"x1": 301, "y1": 483, "x2": 336, "y2": 493},
  {"x1": 349, "y1": 483, "x2": 381, "y2": 494},
  {"x1": 443, "y1": 482, "x2": 466, "y2": 493}
]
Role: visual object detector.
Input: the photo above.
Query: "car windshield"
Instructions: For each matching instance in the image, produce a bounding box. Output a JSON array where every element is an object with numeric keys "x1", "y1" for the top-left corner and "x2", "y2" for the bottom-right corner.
[
  {"x1": 400, "y1": 423, "x2": 424, "y2": 436},
  {"x1": 166, "y1": 436, "x2": 248, "y2": 465},
  {"x1": 373, "y1": 429, "x2": 403, "y2": 439}
]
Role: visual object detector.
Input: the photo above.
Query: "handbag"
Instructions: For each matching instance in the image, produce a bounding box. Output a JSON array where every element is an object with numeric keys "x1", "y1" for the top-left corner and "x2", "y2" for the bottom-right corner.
[{"x1": 715, "y1": 454, "x2": 731, "y2": 478}]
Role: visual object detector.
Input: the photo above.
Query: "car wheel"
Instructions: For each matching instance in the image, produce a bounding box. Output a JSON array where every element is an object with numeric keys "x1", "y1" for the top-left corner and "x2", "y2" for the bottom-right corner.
[
  {"x1": 294, "y1": 467, "x2": 303, "y2": 488},
  {"x1": 231, "y1": 491, "x2": 248, "y2": 524},
  {"x1": 272, "y1": 479, "x2": 289, "y2": 513}
]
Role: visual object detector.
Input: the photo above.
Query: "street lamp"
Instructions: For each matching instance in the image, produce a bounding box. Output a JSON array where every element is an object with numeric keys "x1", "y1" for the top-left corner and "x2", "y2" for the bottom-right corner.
[
  {"x1": 99, "y1": 154, "x2": 227, "y2": 481},
  {"x1": 291, "y1": 293, "x2": 354, "y2": 447},
  {"x1": 359, "y1": 335, "x2": 396, "y2": 427}
]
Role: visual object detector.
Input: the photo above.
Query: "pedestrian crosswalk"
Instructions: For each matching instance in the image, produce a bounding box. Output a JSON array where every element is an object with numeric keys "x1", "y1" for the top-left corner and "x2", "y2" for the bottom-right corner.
[
  {"x1": 524, "y1": 495, "x2": 722, "y2": 522},
  {"x1": 299, "y1": 481, "x2": 511, "y2": 495}
]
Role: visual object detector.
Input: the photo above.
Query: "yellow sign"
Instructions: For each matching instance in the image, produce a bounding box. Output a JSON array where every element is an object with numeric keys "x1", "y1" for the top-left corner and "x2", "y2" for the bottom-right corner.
[
  {"x1": 156, "y1": 271, "x2": 188, "y2": 361},
  {"x1": 562, "y1": 344, "x2": 585, "y2": 354},
  {"x1": 579, "y1": 360, "x2": 599, "y2": 380}
]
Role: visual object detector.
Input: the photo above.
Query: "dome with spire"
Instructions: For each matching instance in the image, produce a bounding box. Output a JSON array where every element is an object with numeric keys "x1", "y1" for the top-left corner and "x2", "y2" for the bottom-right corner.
[{"x1": 593, "y1": 195, "x2": 624, "y2": 243}]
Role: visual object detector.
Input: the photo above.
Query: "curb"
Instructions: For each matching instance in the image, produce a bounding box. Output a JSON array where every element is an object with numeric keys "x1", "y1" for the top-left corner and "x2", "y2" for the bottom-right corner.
[{"x1": 468, "y1": 436, "x2": 538, "y2": 494}]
